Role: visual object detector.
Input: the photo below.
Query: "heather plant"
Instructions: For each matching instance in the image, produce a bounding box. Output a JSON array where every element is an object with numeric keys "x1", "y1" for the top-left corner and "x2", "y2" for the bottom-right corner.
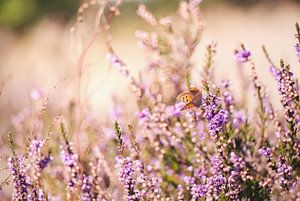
[{"x1": 1, "y1": 0, "x2": 300, "y2": 201}]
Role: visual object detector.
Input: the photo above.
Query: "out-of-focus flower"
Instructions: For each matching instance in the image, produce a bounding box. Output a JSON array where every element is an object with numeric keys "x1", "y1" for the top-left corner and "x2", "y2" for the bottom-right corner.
[
  {"x1": 38, "y1": 155, "x2": 52, "y2": 170},
  {"x1": 29, "y1": 139, "x2": 52, "y2": 182},
  {"x1": 165, "y1": 102, "x2": 184, "y2": 118},
  {"x1": 233, "y1": 111, "x2": 246, "y2": 128},
  {"x1": 295, "y1": 44, "x2": 300, "y2": 62},
  {"x1": 30, "y1": 88, "x2": 44, "y2": 101},
  {"x1": 277, "y1": 156, "x2": 293, "y2": 190},
  {"x1": 295, "y1": 23, "x2": 300, "y2": 62},
  {"x1": 137, "y1": 4, "x2": 157, "y2": 26},
  {"x1": 234, "y1": 49, "x2": 251, "y2": 62},
  {"x1": 60, "y1": 142, "x2": 81, "y2": 199},
  {"x1": 8, "y1": 154, "x2": 30, "y2": 201},
  {"x1": 81, "y1": 174, "x2": 92, "y2": 201},
  {"x1": 259, "y1": 147, "x2": 273, "y2": 160}
]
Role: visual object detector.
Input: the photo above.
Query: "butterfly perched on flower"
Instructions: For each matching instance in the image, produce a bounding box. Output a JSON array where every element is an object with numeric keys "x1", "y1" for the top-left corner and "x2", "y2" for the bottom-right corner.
[{"x1": 177, "y1": 87, "x2": 202, "y2": 111}]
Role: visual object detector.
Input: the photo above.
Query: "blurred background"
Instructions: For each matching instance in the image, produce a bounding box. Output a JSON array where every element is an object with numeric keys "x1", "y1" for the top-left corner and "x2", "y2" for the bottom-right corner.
[{"x1": 1, "y1": 0, "x2": 300, "y2": 131}]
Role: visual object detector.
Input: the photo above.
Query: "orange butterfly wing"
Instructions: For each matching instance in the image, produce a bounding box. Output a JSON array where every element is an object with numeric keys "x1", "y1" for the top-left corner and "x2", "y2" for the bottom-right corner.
[
  {"x1": 177, "y1": 87, "x2": 201, "y2": 111},
  {"x1": 180, "y1": 102, "x2": 196, "y2": 111},
  {"x1": 189, "y1": 87, "x2": 200, "y2": 95},
  {"x1": 177, "y1": 92, "x2": 193, "y2": 103}
]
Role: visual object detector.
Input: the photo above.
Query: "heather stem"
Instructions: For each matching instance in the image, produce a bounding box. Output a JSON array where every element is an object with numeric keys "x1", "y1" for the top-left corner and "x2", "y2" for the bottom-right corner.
[{"x1": 262, "y1": 45, "x2": 276, "y2": 68}]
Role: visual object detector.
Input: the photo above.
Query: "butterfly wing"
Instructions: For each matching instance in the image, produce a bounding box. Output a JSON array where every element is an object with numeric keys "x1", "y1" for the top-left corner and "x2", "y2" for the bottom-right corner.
[
  {"x1": 189, "y1": 87, "x2": 200, "y2": 96},
  {"x1": 191, "y1": 92, "x2": 202, "y2": 107},
  {"x1": 180, "y1": 102, "x2": 197, "y2": 111},
  {"x1": 177, "y1": 92, "x2": 193, "y2": 103}
]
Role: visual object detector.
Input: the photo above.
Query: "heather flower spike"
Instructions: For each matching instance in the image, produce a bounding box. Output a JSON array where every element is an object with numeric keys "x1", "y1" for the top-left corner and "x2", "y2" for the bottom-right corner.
[
  {"x1": 234, "y1": 44, "x2": 251, "y2": 62},
  {"x1": 2, "y1": 1, "x2": 300, "y2": 200}
]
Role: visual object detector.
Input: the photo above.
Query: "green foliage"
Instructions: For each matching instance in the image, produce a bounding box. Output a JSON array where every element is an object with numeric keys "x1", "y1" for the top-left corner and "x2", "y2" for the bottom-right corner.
[
  {"x1": 241, "y1": 179, "x2": 270, "y2": 201},
  {"x1": 219, "y1": 193, "x2": 231, "y2": 201},
  {"x1": 163, "y1": 147, "x2": 181, "y2": 172},
  {"x1": 157, "y1": 35, "x2": 171, "y2": 55},
  {"x1": 8, "y1": 131, "x2": 15, "y2": 156},
  {"x1": 114, "y1": 120, "x2": 124, "y2": 148},
  {"x1": 0, "y1": 0, "x2": 79, "y2": 30},
  {"x1": 0, "y1": 0, "x2": 36, "y2": 27}
]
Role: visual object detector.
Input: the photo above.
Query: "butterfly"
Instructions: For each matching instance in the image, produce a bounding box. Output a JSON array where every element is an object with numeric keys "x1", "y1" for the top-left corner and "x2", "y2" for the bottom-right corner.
[{"x1": 177, "y1": 87, "x2": 203, "y2": 111}]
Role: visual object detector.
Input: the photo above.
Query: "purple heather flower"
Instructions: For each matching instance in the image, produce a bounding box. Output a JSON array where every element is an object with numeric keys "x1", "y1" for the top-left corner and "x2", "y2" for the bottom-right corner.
[
  {"x1": 38, "y1": 154, "x2": 52, "y2": 170},
  {"x1": 271, "y1": 65, "x2": 298, "y2": 108},
  {"x1": 166, "y1": 102, "x2": 184, "y2": 118},
  {"x1": 115, "y1": 156, "x2": 140, "y2": 201},
  {"x1": 106, "y1": 53, "x2": 129, "y2": 77},
  {"x1": 81, "y1": 174, "x2": 93, "y2": 201},
  {"x1": 210, "y1": 155, "x2": 225, "y2": 175},
  {"x1": 207, "y1": 110, "x2": 229, "y2": 140},
  {"x1": 233, "y1": 111, "x2": 246, "y2": 128},
  {"x1": 234, "y1": 49, "x2": 251, "y2": 62},
  {"x1": 295, "y1": 43, "x2": 300, "y2": 62},
  {"x1": 230, "y1": 152, "x2": 245, "y2": 170},
  {"x1": 222, "y1": 80, "x2": 231, "y2": 88},
  {"x1": 60, "y1": 142, "x2": 81, "y2": 198},
  {"x1": 177, "y1": 184, "x2": 185, "y2": 201},
  {"x1": 212, "y1": 175, "x2": 227, "y2": 190},
  {"x1": 191, "y1": 184, "x2": 208, "y2": 199},
  {"x1": 194, "y1": 167, "x2": 207, "y2": 181},
  {"x1": 184, "y1": 175, "x2": 196, "y2": 187},
  {"x1": 8, "y1": 154, "x2": 30, "y2": 201},
  {"x1": 137, "y1": 107, "x2": 151, "y2": 119},
  {"x1": 228, "y1": 153, "x2": 245, "y2": 200},
  {"x1": 203, "y1": 94, "x2": 221, "y2": 121},
  {"x1": 29, "y1": 139, "x2": 52, "y2": 172},
  {"x1": 205, "y1": 175, "x2": 227, "y2": 198},
  {"x1": 137, "y1": 107, "x2": 152, "y2": 127},
  {"x1": 269, "y1": 65, "x2": 279, "y2": 77},
  {"x1": 222, "y1": 80, "x2": 234, "y2": 109},
  {"x1": 29, "y1": 139, "x2": 45, "y2": 155},
  {"x1": 259, "y1": 147, "x2": 273, "y2": 160},
  {"x1": 184, "y1": 169, "x2": 208, "y2": 199},
  {"x1": 208, "y1": 156, "x2": 227, "y2": 195},
  {"x1": 223, "y1": 91, "x2": 233, "y2": 108},
  {"x1": 277, "y1": 156, "x2": 293, "y2": 189},
  {"x1": 29, "y1": 139, "x2": 52, "y2": 171},
  {"x1": 30, "y1": 188, "x2": 45, "y2": 201}
]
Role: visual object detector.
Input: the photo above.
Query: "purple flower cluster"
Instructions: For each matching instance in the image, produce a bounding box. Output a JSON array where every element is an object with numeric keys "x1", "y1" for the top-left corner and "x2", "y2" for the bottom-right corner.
[
  {"x1": 115, "y1": 156, "x2": 140, "y2": 201},
  {"x1": 184, "y1": 169, "x2": 208, "y2": 199},
  {"x1": 222, "y1": 80, "x2": 234, "y2": 110},
  {"x1": 277, "y1": 156, "x2": 293, "y2": 190},
  {"x1": 207, "y1": 109, "x2": 229, "y2": 140},
  {"x1": 60, "y1": 142, "x2": 82, "y2": 199},
  {"x1": 81, "y1": 174, "x2": 93, "y2": 201},
  {"x1": 232, "y1": 111, "x2": 246, "y2": 128},
  {"x1": 203, "y1": 93, "x2": 229, "y2": 140},
  {"x1": 29, "y1": 139, "x2": 52, "y2": 178},
  {"x1": 259, "y1": 146, "x2": 273, "y2": 161},
  {"x1": 228, "y1": 152, "x2": 246, "y2": 200},
  {"x1": 295, "y1": 43, "x2": 300, "y2": 62},
  {"x1": 203, "y1": 94, "x2": 220, "y2": 121},
  {"x1": 38, "y1": 154, "x2": 52, "y2": 170},
  {"x1": 8, "y1": 154, "x2": 30, "y2": 201},
  {"x1": 234, "y1": 49, "x2": 251, "y2": 62},
  {"x1": 271, "y1": 65, "x2": 298, "y2": 108}
]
